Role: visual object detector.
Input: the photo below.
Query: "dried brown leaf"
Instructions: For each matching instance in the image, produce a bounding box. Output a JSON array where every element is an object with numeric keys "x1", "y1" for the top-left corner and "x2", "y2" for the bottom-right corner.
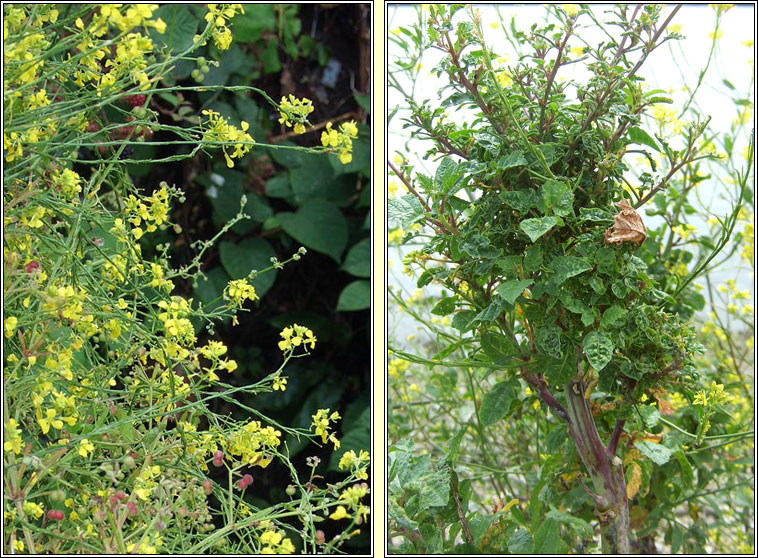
[{"x1": 604, "y1": 199, "x2": 647, "y2": 247}]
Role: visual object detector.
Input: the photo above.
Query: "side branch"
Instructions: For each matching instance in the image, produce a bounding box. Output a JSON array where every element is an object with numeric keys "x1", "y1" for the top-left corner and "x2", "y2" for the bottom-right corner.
[{"x1": 524, "y1": 371, "x2": 570, "y2": 422}]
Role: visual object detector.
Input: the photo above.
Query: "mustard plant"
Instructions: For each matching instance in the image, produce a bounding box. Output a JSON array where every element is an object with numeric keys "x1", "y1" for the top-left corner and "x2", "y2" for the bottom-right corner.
[{"x1": 3, "y1": 4, "x2": 369, "y2": 554}]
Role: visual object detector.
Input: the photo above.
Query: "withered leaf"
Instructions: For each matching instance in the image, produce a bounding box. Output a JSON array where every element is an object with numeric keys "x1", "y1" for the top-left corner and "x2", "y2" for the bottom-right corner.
[{"x1": 604, "y1": 199, "x2": 647, "y2": 247}]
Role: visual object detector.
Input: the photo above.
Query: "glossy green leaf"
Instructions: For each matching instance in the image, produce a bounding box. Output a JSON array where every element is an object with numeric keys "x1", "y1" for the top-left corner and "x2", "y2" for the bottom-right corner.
[
  {"x1": 341, "y1": 238, "x2": 370, "y2": 277},
  {"x1": 335, "y1": 280, "x2": 370, "y2": 311}
]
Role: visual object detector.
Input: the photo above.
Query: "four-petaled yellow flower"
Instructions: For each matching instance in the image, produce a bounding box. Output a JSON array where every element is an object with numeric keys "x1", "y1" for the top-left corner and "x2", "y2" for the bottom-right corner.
[{"x1": 278, "y1": 324, "x2": 317, "y2": 352}]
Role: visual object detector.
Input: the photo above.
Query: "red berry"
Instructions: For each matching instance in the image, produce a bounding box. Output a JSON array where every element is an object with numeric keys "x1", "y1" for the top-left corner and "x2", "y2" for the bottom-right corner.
[
  {"x1": 236, "y1": 479, "x2": 247, "y2": 490},
  {"x1": 213, "y1": 458, "x2": 223, "y2": 467},
  {"x1": 115, "y1": 490, "x2": 126, "y2": 501},
  {"x1": 242, "y1": 474, "x2": 253, "y2": 487},
  {"x1": 109, "y1": 495, "x2": 119, "y2": 506},
  {"x1": 214, "y1": 450, "x2": 224, "y2": 460},
  {"x1": 202, "y1": 480, "x2": 212, "y2": 495},
  {"x1": 47, "y1": 509, "x2": 65, "y2": 521},
  {"x1": 125, "y1": 94, "x2": 147, "y2": 107},
  {"x1": 86, "y1": 121, "x2": 100, "y2": 133},
  {"x1": 25, "y1": 261, "x2": 39, "y2": 273}
]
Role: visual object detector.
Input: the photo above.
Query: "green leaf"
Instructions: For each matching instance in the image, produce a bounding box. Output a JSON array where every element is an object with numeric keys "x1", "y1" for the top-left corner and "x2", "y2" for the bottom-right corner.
[
  {"x1": 232, "y1": 4, "x2": 276, "y2": 42},
  {"x1": 435, "y1": 158, "x2": 467, "y2": 193},
  {"x1": 431, "y1": 296, "x2": 457, "y2": 316},
  {"x1": 579, "y1": 207, "x2": 614, "y2": 223},
  {"x1": 548, "y1": 256, "x2": 592, "y2": 285},
  {"x1": 582, "y1": 330, "x2": 614, "y2": 371},
  {"x1": 534, "y1": 519, "x2": 570, "y2": 553},
  {"x1": 496, "y1": 279, "x2": 533, "y2": 304},
  {"x1": 523, "y1": 245, "x2": 543, "y2": 272},
  {"x1": 480, "y1": 379, "x2": 519, "y2": 426},
  {"x1": 507, "y1": 528, "x2": 533, "y2": 554},
  {"x1": 628, "y1": 127, "x2": 661, "y2": 153},
  {"x1": 674, "y1": 450, "x2": 694, "y2": 488},
  {"x1": 388, "y1": 194, "x2": 424, "y2": 228},
  {"x1": 534, "y1": 325, "x2": 564, "y2": 359},
  {"x1": 451, "y1": 310, "x2": 477, "y2": 332},
  {"x1": 545, "y1": 506, "x2": 593, "y2": 538},
  {"x1": 447, "y1": 425, "x2": 468, "y2": 466},
  {"x1": 538, "y1": 179, "x2": 574, "y2": 217},
  {"x1": 634, "y1": 441, "x2": 676, "y2": 466},
  {"x1": 475, "y1": 298, "x2": 506, "y2": 323},
  {"x1": 340, "y1": 238, "x2": 370, "y2": 278},
  {"x1": 218, "y1": 237, "x2": 277, "y2": 297},
  {"x1": 500, "y1": 189, "x2": 537, "y2": 213},
  {"x1": 498, "y1": 150, "x2": 528, "y2": 171},
  {"x1": 519, "y1": 216, "x2": 557, "y2": 242},
  {"x1": 600, "y1": 304, "x2": 626, "y2": 328},
  {"x1": 481, "y1": 333, "x2": 520, "y2": 364},
  {"x1": 335, "y1": 280, "x2": 370, "y2": 311},
  {"x1": 151, "y1": 6, "x2": 198, "y2": 54},
  {"x1": 277, "y1": 199, "x2": 348, "y2": 262}
]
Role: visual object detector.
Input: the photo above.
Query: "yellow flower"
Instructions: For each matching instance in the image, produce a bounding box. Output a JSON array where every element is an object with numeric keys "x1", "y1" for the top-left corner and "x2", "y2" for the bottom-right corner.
[
  {"x1": 329, "y1": 505, "x2": 350, "y2": 520},
  {"x1": 4, "y1": 316, "x2": 18, "y2": 338},
  {"x1": 78, "y1": 438, "x2": 95, "y2": 458},
  {"x1": 562, "y1": 4, "x2": 579, "y2": 17}
]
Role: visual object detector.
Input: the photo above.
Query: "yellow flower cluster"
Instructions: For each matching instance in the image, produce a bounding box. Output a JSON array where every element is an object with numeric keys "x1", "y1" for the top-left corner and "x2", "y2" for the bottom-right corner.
[
  {"x1": 321, "y1": 120, "x2": 359, "y2": 164},
  {"x1": 203, "y1": 4, "x2": 244, "y2": 51},
  {"x1": 201, "y1": 109, "x2": 255, "y2": 168},
  {"x1": 227, "y1": 420, "x2": 282, "y2": 468},
  {"x1": 338, "y1": 449, "x2": 370, "y2": 480},
  {"x1": 157, "y1": 296, "x2": 195, "y2": 344},
  {"x1": 311, "y1": 408, "x2": 341, "y2": 450},
  {"x1": 278, "y1": 94, "x2": 315, "y2": 134},
  {"x1": 259, "y1": 528, "x2": 296, "y2": 554},
  {"x1": 124, "y1": 185, "x2": 171, "y2": 239},
  {"x1": 224, "y1": 278, "x2": 257, "y2": 308},
  {"x1": 329, "y1": 483, "x2": 370, "y2": 523},
  {"x1": 278, "y1": 324, "x2": 317, "y2": 352},
  {"x1": 388, "y1": 357, "x2": 411, "y2": 378},
  {"x1": 4, "y1": 419, "x2": 24, "y2": 455},
  {"x1": 51, "y1": 168, "x2": 83, "y2": 202}
]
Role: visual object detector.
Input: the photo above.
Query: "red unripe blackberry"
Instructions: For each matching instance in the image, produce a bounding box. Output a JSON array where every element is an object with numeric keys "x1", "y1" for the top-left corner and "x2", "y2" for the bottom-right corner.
[
  {"x1": 242, "y1": 474, "x2": 253, "y2": 487},
  {"x1": 126, "y1": 94, "x2": 147, "y2": 107},
  {"x1": 47, "y1": 509, "x2": 65, "y2": 521},
  {"x1": 25, "y1": 261, "x2": 39, "y2": 273},
  {"x1": 202, "y1": 480, "x2": 213, "y2": 495}
]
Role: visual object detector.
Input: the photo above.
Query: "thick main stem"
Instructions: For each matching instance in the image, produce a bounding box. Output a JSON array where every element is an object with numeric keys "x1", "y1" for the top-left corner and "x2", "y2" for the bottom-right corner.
[{"x1": 563, "y1": 378, "x2": 630, "y2": 554}]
